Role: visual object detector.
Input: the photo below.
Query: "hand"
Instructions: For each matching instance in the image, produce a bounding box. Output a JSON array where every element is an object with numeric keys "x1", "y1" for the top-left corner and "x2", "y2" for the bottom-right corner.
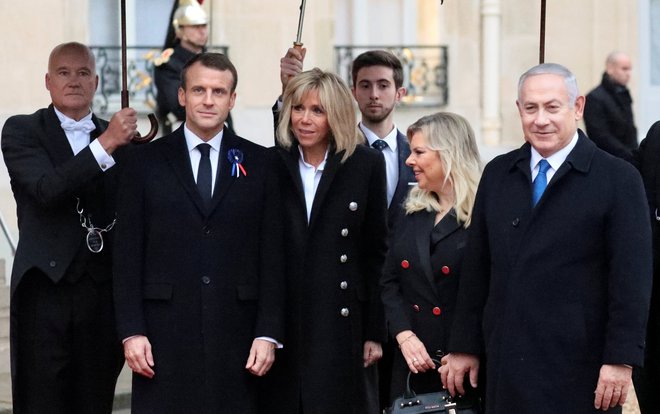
[
  {"x1": 396, "y1": 330, "x2": 434, "y2": 374},
  {"x1": 280, "y1": 47, "x2": 306, "y2": 94},
  {"x1": 593, "y1": 364, "x2": 632, "y2": 410},
  {"x1": 123, "y1": 335, "x2": 155, "y2": 379},
  {"x1": 439, "y1": 353, "x2": 479, "y2": 396},
  {"x1": 245, "y1": 338, "x2": 276, "y2": 376},
  {"x1": 97, "y1": 107, "x2": 138, "y2": 154},
  {"x1": 363, "y1": 341, "x2": 383, "y2": 367}
]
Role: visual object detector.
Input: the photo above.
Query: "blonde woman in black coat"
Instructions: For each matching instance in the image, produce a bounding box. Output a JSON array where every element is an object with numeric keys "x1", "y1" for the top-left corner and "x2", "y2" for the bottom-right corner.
[
  {"x1": 381, "y1": 112, "x2": 481, "y2": 400},
  {"x1": 262, "y1": 68, "x2": 389, "y2": 414}
]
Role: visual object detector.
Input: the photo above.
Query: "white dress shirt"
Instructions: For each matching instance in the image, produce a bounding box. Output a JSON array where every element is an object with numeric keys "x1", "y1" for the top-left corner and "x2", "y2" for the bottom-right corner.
[
  {"x1": 530, "y1": 131, "x2": 579, "y2": 183},
  {"x1": 54, "y1": 108, "x2": 115, "y2": 171},
  {"x1": 359, "y1": 123, "x2": 399, "y2": 207},
  {"x1": 298, "y1": 145, "x2": 329, "y2": 223},
  {"x1": 184, "y1": 125, "x2": 223, "y2": 192}
]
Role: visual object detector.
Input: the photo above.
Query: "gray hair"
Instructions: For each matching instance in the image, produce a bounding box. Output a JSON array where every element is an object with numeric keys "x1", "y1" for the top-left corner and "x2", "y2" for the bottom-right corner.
[{"x1": 517, "y1": 63, "x2": 579, "y2": 106}]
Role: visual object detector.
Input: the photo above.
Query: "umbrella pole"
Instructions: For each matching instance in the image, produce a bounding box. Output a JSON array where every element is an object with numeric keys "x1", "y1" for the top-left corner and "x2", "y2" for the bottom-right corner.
[
  {"x1": 119, "y1": 0, "x2": 158, "y2": 143},
  {"x1": 539, "y1": 0, "x2": 546, "y2": 64}
]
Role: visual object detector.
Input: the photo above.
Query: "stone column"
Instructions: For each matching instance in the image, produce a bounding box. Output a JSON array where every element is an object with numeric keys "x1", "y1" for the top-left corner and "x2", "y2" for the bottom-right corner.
[
  {"x1": 351, "y1": 0, "x2": 368, "y2": 45},
  {"x1": 481, "y1": 0, "x2": 502, "y2": 146}
]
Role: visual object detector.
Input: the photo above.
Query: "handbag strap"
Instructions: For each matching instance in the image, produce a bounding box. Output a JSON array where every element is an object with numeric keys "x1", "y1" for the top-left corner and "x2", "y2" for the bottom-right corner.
[{"x1": 403, "y1": 358, "x2": 442, "y2": 399}]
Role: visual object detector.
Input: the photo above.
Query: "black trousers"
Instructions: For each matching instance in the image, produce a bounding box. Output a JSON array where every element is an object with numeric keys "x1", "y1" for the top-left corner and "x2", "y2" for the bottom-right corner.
[{"x1": 12, "y1": 270, "x2": 124, "y2": 414}]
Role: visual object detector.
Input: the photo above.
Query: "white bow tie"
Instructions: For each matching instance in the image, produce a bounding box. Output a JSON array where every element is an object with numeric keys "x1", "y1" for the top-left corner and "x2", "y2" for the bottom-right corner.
[{"x1": 61, "y1": 118, "x2": 96, "y2": 133}]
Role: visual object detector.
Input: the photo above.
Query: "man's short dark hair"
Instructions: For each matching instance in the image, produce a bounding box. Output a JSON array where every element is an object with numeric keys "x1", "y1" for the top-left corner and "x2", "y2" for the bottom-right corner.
[
  {"x1": 351, "y1": 50, "x2": 404, "y2": 89},
  {"x1": 180, "y1": 53, "x2": 238, "y2": 92}
]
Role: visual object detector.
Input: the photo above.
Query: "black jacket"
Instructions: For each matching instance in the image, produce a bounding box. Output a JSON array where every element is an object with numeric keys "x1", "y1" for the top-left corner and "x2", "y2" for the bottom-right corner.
[{"x1": 584, "y1": 72, "x2": 637, "y2": 161}]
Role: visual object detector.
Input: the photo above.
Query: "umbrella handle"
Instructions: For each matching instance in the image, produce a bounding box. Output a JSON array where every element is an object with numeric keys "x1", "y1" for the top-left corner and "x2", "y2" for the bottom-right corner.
[{"x1": 131, "y1": 114, "x2": 159, "y2": 144}]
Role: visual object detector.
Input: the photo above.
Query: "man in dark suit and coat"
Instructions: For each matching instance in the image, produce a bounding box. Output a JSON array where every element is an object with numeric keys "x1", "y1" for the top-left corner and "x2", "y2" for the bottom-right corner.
[
  {"x1": 113, "y1": 52, "x2": 284, "y2": 414},
  {"x1": 1, "y1": 41, "x2": 137, "y2": 413},
  {"x1": 440, "y1": 63, "x2": 652, "y2": 414},
  {"x1": 632, "y1": 121, "x2": 660, "y2": 414}
]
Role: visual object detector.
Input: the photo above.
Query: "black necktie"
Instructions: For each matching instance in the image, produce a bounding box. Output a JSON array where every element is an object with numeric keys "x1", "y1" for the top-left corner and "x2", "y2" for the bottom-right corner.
[
  {"x1": 372, "y1": 139, "x2": 388, "y2": 151},
  {"x1": 196, "y1": 143, "x2": 212, "y2": 206}
]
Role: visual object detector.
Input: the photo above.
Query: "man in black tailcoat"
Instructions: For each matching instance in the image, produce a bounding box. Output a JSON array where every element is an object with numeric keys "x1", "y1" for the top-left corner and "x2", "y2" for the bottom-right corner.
[{"x1": 1, "y1": 41, "x2": 137, "y2": 413}]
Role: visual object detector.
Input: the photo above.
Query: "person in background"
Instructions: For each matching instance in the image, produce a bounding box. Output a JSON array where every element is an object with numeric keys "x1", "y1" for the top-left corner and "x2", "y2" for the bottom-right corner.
[
  {"x1": 1, "y1": 41, "x2": 136, "y2": 413},
  {"x1": 261, "y1": 68, "x2": 388, "y2": 413},
  {"x1": 155, "y1": 0, "x2": 235, "y2": 135},
  {"x1": 440, "y1": 63, "x2": 652, "y2": 414},
  {"x1": 380, "y1": 112, "x2": 482, "y2": 404},
  {"x1": 583, "y1": 51, "x2": 637, "y2": 162}
]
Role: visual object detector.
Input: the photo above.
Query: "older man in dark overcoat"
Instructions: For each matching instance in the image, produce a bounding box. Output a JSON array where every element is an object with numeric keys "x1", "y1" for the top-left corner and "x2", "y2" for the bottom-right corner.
[
  {"x1": 633, "y1": 121, "x2": 660, "y2": 414},
  {"x1": 440, "y1": 63, "x2": 652, "y2": 414}
]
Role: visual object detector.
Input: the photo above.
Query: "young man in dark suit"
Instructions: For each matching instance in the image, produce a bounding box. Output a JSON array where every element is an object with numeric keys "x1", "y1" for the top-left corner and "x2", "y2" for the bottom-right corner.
[
  {"x1": 440, "y1": 63, "x2": 652, "y2": 414},
  {"x1": 1, "y1": 41, "x2": 137, "y2": 413},
  {"x1": 113, "y1": 52, "x2": 284, "y2": 413}
]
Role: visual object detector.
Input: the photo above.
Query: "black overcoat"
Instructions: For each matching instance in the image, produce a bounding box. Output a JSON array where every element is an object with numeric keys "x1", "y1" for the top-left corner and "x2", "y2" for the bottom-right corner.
[
  {"x1": 381, "y1": 209, "x2": 467, "y2": 397},
  {"x1": 261, "y1": 144, "x2": 388, "y2": 414},
  {"x1": 584, "y1": 73, "x2": 637, "y2": 161},
  {"x1": 633, "y1": 120, "x2": 660, "y2": 412},
  {"x1": 113, "y1": 126, "x2": 284, "y2": 414},
  {"x1": 450, "y1": 132, "x2": 652, "y2": 414}
]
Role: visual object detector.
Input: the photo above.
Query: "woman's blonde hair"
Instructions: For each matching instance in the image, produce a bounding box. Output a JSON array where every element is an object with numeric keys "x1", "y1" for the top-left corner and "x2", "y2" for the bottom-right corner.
[
  {"x1": 276, "y1": 68, "x2": 360, "y2": 162},
  {"x1": 404, "y1": 112, "x2": 481, "y2": 227}
]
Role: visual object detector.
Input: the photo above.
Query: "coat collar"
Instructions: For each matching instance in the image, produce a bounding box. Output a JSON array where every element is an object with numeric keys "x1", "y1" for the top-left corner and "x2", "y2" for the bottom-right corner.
[
  {"x1": 509, "y1": 130, "x2": 594, "y2": 182},
  {"x1": 308, "y1": 148, "x2": 343, "y2": 230},
  {"x1": 277, "y1": 143, "x2": 343, "y2": 230}
]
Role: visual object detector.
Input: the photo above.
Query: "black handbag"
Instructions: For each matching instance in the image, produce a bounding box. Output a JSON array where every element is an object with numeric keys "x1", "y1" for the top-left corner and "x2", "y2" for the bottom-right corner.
[{"x1": 386, "y1": 360, "x2": 481, "y2": 414}]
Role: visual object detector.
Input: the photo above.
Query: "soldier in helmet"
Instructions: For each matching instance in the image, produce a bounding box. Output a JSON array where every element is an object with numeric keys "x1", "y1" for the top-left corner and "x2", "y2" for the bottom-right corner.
[{"x1": 155, "y1": 0, "x2": 215, "y2": 135}]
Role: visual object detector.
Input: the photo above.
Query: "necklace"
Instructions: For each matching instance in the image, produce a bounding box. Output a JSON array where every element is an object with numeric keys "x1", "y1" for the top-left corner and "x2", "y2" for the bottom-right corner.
[{"x1": 76, "y1": 198, "x2": 116, "y2": 253}]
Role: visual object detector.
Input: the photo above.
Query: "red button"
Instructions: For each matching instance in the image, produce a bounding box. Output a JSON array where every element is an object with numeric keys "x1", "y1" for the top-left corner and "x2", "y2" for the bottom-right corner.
[
  {"x1": 432, "y1": 307, "x2": 442, "y2": 316},
  {"x1": 401, "y1": 260, "x2": 410, "y2": 269},
  {"x1": 412, "y1": 304, "x2": 420, "y2": 312},
  {"x1": 441, "y1": 266, "x2": 450, "y2": 275}
]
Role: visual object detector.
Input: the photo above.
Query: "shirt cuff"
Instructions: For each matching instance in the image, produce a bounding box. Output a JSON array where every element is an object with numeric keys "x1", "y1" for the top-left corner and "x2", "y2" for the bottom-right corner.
[
  {"x1": 256, "y1": 336, "x2": 283, "y2": 349},
  {"x1": 122, "y1": 335, "x2": 140, "y2": 344},
  {"x1": 89, "y1": 139, "x2": 116, "y2": 171}
]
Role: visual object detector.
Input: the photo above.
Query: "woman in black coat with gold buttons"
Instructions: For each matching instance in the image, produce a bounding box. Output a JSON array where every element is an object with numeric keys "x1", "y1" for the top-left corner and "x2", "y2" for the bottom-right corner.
[
  {"x1": 260, "y1": 68, "x2": 388, "y2": 414},
  {"x1": 381, "y1": 112, "x2": 481, "y2": 401}
]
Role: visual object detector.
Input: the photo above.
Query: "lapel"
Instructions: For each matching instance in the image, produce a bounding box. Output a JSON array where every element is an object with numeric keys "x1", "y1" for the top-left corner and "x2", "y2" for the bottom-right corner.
[
  {"x1": 511, "y1": 131, "x2": 594, "y2": 211},
  {"x1": 412, "y1": 210, "x2": 438, "y2": 300},
  {"x1": 207, "y1": 127, "x2": 240, "y2": 215},
  {"x1": 413, "y1": 209, "x2": 462, "y2": 299},
  {"x1": 308, "y1": 149, "x2": 343, "y2": 231},
  {"x1": 547, "y1": 131, "x2": 593, "y2": 188},
  {"x1": 391, "y1": 130, "x2": 414, "y2": 216},
  {"x1": 161, "y1": 127, "x2": 209, "y2": 216},
  {"x1": 277, "y1": 145, "x2": 306, "y2": 214},
  {"x1": 90, "y1": 113, "x2": 107, "y2": 140},
  {"x1": 42, "y1": 105, "x2": 109, "y2": 165},
  {"x1": 41, "y1": 105, "x2": 76, "y2": 164}
]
